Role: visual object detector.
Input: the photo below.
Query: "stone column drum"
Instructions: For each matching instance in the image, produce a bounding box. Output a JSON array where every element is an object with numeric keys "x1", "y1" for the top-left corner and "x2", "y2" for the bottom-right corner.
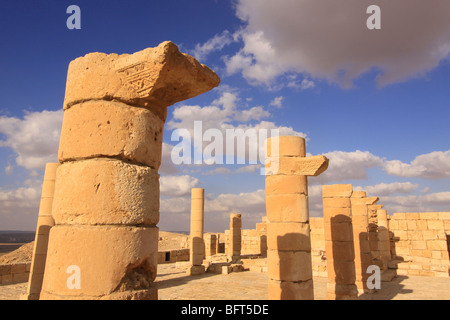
[
  {"x1": 265, "y1": 136, "x2": 328, "y2": 300},
  {"x1": 229, "y1": 213, "x2": 242, "y2": 263},
  {"x1": 23, "y1": 163, "x2": 59, "y2": 300},
  {"x1": 322, "y1": 184, "x2": 358, "y2": 300},
  {"x1": 40, "y1": 42, "x2": 219, "y2": 300},
  {"x1": 187, "y1": 188, "x2": 206, "y2": 275},
  {"x1": 350, "y1": 191, "x2": 379, "y2": 294},
  {"x1": 377, "y1": 209, "x2": 391, "y2": 270}
]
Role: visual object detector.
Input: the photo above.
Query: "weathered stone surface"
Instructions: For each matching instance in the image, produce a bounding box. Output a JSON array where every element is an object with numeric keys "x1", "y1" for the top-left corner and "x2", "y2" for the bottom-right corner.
[
  {"x1": 267, "y1": 250, "x2": 312, "y2": 282},
  {"x1": 266, "y1": 194, "x2": 309, "y2": 223},
  {"x1": 322, "y1": 184, "x2": 353, "y2": 198},
  {"x1": 40, "y1": 225, "x2": 158, "y2": 299},
  {"x1": 268, "y1": 279, "x2": 314, "y2": 300},
  {"x1": 52, "y1": 159, "x2": 159, "y2": 226},
  {"x1": 267, "y1": 223, "x2": 311, "y2": 251},
  {"x1": 265, "y1": 175, "x2": 308, "y2": 195},
  {"x1": 63, "y1": 41, "x2": 220, "y2": 110},
  {"x1": 265, "y1": 136, "x2": 306, "y2": 157},
  {"x1": 58, "y1": 101, "x2": 164, "y2": 168},
  {"x1": 265, "y1": 155, "x2": 329, "y2": 176}
]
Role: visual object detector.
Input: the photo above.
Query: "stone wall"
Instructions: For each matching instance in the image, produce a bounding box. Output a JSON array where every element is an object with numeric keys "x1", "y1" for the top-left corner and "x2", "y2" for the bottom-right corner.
[
  {"x1": 310, "y1": 217, "x2": 327, "y2": 277},
  {"x1": 0, "y1": 263, "x2": 31, "y2": 285},
  {"x1": 241, "y1": 220, "x2": 267, "y2": 256},
  {"x1": 157, "y1": 249, "x2": 190, "y2": 264},
  {"x1": 389, "y1": 212, "x2": 450, "y2": 277}
]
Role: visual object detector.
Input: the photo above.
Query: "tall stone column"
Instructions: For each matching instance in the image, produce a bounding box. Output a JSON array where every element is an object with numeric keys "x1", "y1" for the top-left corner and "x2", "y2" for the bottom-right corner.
[
  {"x1": 377, "y1": 209, "x2": 391, "y2": 270},
  {"x1": 265, "y1": 136, "x2": 328, "y2": 300},
  {"x1": 40, "y1": 42, "x2": 219, "y2": 300},
  {"x1": 229, "y1": 213, "x2": 242, "y2": 262},
  {"x1": 23, "y1": 163, "x2": 59, "y2": 300},
  {"x1": 187, "y1": 188, "x2": 206, "y2": 275},
  {"x1": 350, "y1": 192, "x2": 379, "y2": 294},
  {"x1": 322, "y1": 184, "x2": 358, "y2": 300},
  {"x1": 368, "y1": 203, "x2": 383, "y2": 268}
]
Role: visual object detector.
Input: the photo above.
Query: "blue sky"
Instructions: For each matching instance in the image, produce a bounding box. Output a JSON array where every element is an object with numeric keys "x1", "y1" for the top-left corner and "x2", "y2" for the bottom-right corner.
[{"x1": 0, "y1": 0, "x2": 449, "y2": 232}]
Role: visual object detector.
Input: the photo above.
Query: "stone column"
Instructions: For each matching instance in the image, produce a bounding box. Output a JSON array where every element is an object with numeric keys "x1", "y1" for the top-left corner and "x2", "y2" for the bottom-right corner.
[
  {"x1": 40, "y1": 42, "x2": 219, "y2": 300},
  {"x1": 204, "y1": 234, "x2": 217, "y2": 257},
  {"x1": 368, "y1": 203, "x2": 383, "y2": 268},
  {"x1": 187, "y1": 188, "x2": 206, "y2": 275},
  {"x1": 350, "y1": 192, "x2": 379, "y2": 294},
  {"x1": 322, "y1": 184, "x2": 358, "y2": 300},
  {"x1": 377, "y1": 209, "x2": 391, "y2": 270},
  {"x1": 229, "y1": 213, "x2": 242, "y2": 262},
  {"x1": 22, "y1": 163, "x2": 59, "y2": 300},
  {"x1": 265, "y1": 136, "x2": 328, "y2": 300}
]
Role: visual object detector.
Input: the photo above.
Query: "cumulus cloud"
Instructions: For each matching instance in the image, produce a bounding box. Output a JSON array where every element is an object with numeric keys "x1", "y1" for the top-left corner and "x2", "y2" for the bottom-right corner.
[
  {"x1": 312, "y1": 150, "x2": 384, "y2": 184},
  {"x1": 0, "y1": 178, "x2": 43, "y2": 230},
  {"x1": 191, "y1": 30, "x2": 234, "y2": 62},
  {"x1": 0, "y1": 110, "x2": 63, "y2": 170},
  {"x1": 160, "y1": 143, "x2": 179, "y2": 175},
  {"x1": 383, "y1": 150, "x2": 450, "y2": 179},
  {"x1": 269, "y1": 96, "x2": 283, "y2": 108},
  {"x1": 167, "y1": 91, "x2": 306, "y2": 167},
  {"x1": 229, "y1": 0, "x2": 450, "y2": 87},
  {"x1": 160, "y1": 175, "x2": 199, "y2": 197},
  {"x1": 354, "y1": 182, "x2": 419, "y2": 196},
  {"x1": 381, "y1": 191, "x2": 450, "y2": 214}
]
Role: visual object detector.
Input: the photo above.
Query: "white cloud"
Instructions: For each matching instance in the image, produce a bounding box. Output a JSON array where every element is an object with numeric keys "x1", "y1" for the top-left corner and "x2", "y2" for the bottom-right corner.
[
  {"x1": 191, "y1": 30, "x2": 234, "y2": 62},
  {"x1": 167, "y1": 91, "x2": 306, "y2": 166},
  {"x1": 381, "y1": 191, "x2": 450, "y2": 214},
  {"x1": 287, "y1": 78, "x2": 315, "y2": 91},
  {"x1": 4, "y1": 164, "x2": 13, "y2": 175},
  {"x1": 0, "y1": 178, "x2": 43, "y2": 230},
  {"x1": 383, "y1": 150, "x2": 450, "y2": 179},
  {"x1": 354, "y1": 182, "x2": 419, "y2": 196},
  {"x1": 234, "y1": 164, "x2": 262, "y2": 174},
  {"x1": 231, "y1": 0, "x2": 450, "y2": 87},
  {"x1": 312, "y1": 150, "x2": 384, "y2": 184},
  {"x1": 160, "y1": 143, "x2": 179, "y2": 175},
  {"x1": 269, "y1": 96, "x2": 283, "y2": 108},
  {"x1": 0, "y1": 110, "x2": 63, "y2": 170},
  {"x1": 205, "y1": 167, "x2": 232, "y2": 175},
  {"x1": 160, "y1": 175, "x2": 199, "y2": 197}
]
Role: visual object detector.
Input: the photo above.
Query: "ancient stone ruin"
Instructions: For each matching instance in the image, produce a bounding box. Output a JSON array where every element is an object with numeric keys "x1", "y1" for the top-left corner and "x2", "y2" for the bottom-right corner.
[
  {"x1": 38, "y1": 42, "x2": 220, "y2": 300},
  {"x1": 265, "y1": 136, "x2": 328, "y2": 300},
  {"x1": 3, "y1": 42, "x2": 447, "y2": 301}
]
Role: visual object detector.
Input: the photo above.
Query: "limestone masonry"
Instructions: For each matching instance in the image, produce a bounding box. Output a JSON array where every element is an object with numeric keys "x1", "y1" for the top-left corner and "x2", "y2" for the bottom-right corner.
[
  {"x1": 6, "y1": 41, "x2": 448, "y2": 301},
  {"x1": 39, "y1": 41, "x2": 219, "y2": 300}
]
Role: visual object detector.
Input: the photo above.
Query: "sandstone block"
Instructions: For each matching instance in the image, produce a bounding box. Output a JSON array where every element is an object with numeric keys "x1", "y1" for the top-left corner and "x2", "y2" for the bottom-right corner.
[
  {"x1": 52, "y1": 159, "x2": 159, "y2": 226},
  {"x1": 322, "y1": 184, "x2": 353, "y2": 198},
  {"x1": 427, "y1": 220, "x2": 445, "y2": 230},
  {"x1": 419, "y1": 212, "x2": 439, "y2": 220},
  {"x1": 325, "y1": 240, "x2": 355, "y2": 261},
  {"x1": 324, "y1": 222, "x2": 354, "y2": 242},
  {"x1": 267, "y1": 250, "x2": 312, "y2": 282},
  {"x1": 266, "y1": 194, "x2": 309, "y2": 223},
  {"x1": 268, "y1": 279, "x2": 314, "y2": 300},
  {"x1": 351, "y1": 191, "x2": 367, "y2": 198},
  {"x1": 265, "y1": 175, "x2": 308, "y2": 195},
  {"x1": 267, "y1": 223, "x2": 311, "y2": 251},
  {"x1": 265, "y1": 136, "x2": 305, "y2": 157},
  {"x1": 323, "y1": 197, "x2": 351, "y2": 209},
  {"x1": 40, "y1": 225, "x2": 158, "y2": 299},
  {"x1": 326, "y1": 260, "x2": 356, "y2": 284},
  {"x1": 265, "y1": 155, "x2": 329, "y2": 176},
  {"x1": 58, "y1": 101, "x2": 165, "y2": 169},
  {"x1": 63, "y1": 41, "x2": 220, "y2": 110}
]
